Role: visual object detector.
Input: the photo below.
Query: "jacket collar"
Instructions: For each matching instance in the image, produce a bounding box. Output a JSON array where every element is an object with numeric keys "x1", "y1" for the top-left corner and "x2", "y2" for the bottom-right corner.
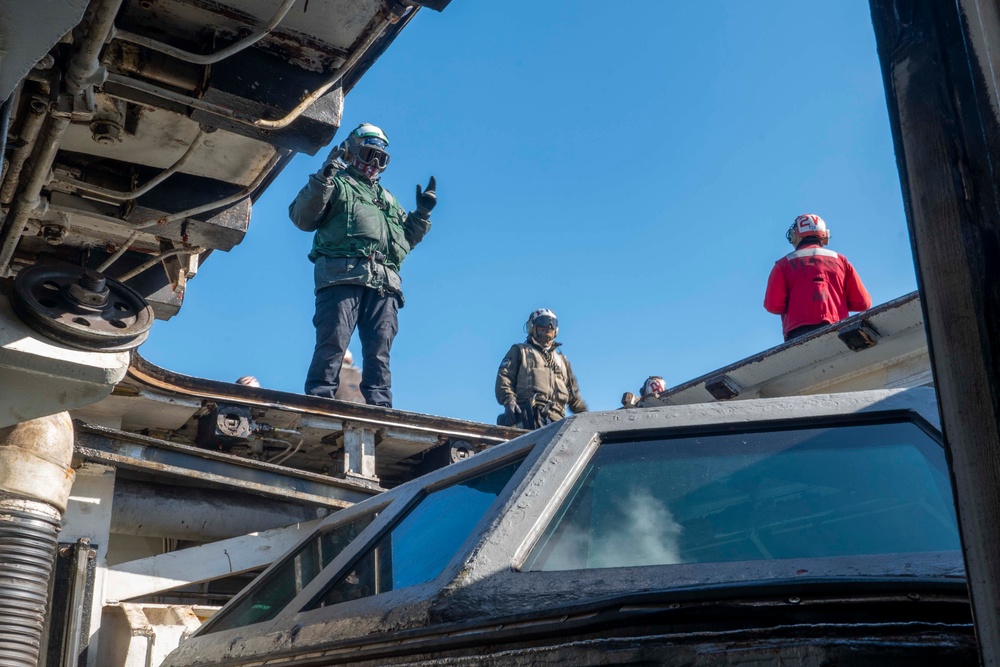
[{"x1": 526, "y1": 337, "x2": 561, "y2": 353}]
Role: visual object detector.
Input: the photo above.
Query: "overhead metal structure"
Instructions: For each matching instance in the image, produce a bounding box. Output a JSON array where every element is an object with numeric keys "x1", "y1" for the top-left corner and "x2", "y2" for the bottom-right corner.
[
  {"x1": 869, "y1": 1, "x2": 1000, "y2": 663},
  {"x1": 0, "y1": 1, "x2": 455, "y2": 664}
]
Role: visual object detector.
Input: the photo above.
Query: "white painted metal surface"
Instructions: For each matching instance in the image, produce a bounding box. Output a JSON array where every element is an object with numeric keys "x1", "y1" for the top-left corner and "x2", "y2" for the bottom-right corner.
[
  {"x1": 0, "y1": 295, "x2": 129, "y2": 428},
  {"x1": 104, "y1": 519, "x2": 322, "y2": 602},
  {"x1": 61, "y1": 464, "x2": 117, "y2": 667},
  {"x1": 97, "y1": 603, "x2": 211, "y2": 667},
  {"x1": 649, "y1": 292, "x2": 930, "y2": 407}
]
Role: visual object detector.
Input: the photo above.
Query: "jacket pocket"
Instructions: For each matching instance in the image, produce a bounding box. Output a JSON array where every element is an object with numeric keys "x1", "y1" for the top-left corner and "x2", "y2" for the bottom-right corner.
[
  {"x1": 528, "y1": 366, "x2": 553, "y2": 395},
  {"x1": 349, "y1": 199, "x2": 384, "y2": 242},
  {"x1": 387, "y1": 219, "x2": 410, "y2": 267}
]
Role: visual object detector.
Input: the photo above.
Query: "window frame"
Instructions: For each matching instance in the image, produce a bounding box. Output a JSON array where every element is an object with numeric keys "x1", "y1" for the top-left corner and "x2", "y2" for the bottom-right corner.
[
  {"x1": 521, "y1": 412, "x2": 954, "y2": 572},
  {"x1": 193, "y1": 431, "x2": 544, "y2": 643},
  {"x1": 175, "y1": 389, "x2": 963, "y2": 663}
]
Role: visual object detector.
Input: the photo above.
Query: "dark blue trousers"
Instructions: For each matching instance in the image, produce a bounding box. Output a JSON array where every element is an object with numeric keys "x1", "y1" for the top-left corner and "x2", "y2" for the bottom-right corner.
[{"x1": 304, "y1": 285, "x2": 399, "y2": 407}]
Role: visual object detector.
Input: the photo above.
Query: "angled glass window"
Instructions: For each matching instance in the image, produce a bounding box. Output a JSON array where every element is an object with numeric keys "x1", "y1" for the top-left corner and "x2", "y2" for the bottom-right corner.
[
  {"x1": 308, "y1": 457, "x2": 525, "y2": 609},
  {"x1": 526, "y1": 421, "x2": 959, "y2": 571},
  {"x1": 201, "y1": 511, "x2": 377, "y2": 634}
]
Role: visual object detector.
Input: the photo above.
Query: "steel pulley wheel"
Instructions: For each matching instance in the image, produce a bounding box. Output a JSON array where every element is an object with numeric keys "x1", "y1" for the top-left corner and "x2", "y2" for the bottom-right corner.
[{"x1": 12, "y1": 264, "x2": 155, "y2": 352}]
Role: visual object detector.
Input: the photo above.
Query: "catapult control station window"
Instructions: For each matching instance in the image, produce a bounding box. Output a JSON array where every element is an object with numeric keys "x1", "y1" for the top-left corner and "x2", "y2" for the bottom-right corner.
[
  {"x1": 308, "y1": 457, "x2": 525, "y2": 609},
  {"x1": 526, "y1": 421, "x2": 959, "y2": 571},
  {"x1": 203, "y1": 511, "x2": 378, "y2": 634}
]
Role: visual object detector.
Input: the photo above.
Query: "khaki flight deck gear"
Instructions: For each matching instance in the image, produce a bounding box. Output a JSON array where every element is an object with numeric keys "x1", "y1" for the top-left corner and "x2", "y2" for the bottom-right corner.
[{"x1": 495, "y1": 340, "x2": 588, "y2": 427}]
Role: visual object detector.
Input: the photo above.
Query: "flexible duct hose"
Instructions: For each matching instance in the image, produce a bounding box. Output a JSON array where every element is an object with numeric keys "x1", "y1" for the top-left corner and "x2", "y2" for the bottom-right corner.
[
  {"x1": 0, "y1": 412, "x2": 75, "y2": 667},
  {"x1": 0, "y1": 499, "x2": 61, "y2": 667}
]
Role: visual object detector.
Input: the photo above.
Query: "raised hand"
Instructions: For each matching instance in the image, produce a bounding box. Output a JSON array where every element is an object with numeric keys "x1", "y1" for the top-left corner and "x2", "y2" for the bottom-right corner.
[{"x1": 415, "y1": 176, "x2": 437, "y2": 216}]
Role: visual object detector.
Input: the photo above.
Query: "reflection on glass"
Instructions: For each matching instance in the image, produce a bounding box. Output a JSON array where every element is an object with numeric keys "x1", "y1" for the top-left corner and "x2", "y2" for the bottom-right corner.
[
  {"x1": 526, "y1": 421, "x2": 959, "y2": 571},
  {"x1": 202, "y1": 512, "x2": 376, "y2": 634},
  {"x1": 310, "y1": 458, "x2": 524, "y2": 609}
]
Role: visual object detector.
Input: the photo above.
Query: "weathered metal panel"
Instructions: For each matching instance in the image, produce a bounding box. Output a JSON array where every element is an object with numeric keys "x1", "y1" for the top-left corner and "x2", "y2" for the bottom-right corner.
[
  {"x1": 0, "y1": 0, "x2": 89, "y2": 100},
  {"x1": 657, "y1": 293, "x2": 930, "y2": 406},
  {"x1": 104, "y1": 519, "x2": 322, "y2": 601},
  {"x1": 162, "y1": 389, "x2": 969, "y2": 667},
  {"x1": 870, "y1": 1, "x2": 1000, "y2": 662},
  {"x1": 75, "y1": 425, "x2": 377, "y2": 507}
]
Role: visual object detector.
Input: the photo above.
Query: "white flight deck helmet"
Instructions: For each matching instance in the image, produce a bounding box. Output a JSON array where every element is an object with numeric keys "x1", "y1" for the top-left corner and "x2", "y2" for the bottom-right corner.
[
  {"x1": 786, "y1": 213, "x2": 831, "y2": 246},
  {"x1": 525, "y1": 308, "x2": 559, "y2": 345},
  {"x1": 344, "y1": 123, "x2": 390, "y2": 179},
  {"x1": 641, "y1": 375, "x2": 667, "y2": 397}
]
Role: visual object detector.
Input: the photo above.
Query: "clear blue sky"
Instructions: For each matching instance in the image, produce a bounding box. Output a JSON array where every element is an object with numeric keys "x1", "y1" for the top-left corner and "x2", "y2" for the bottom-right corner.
[{"x1": 139, "y1": 1, "x2": 915, "y2": 422}]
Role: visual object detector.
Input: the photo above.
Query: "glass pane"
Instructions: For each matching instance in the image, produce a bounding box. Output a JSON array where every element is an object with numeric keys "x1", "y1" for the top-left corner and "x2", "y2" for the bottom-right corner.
[
  {"x1": 203, "y1": 511, "x2": 376, "y2": 634},
  {"x1": 310, "y1": 458, "x2": 524, "y2": 609},
  {"x1": 527, "y1": 421, "x2": 959, "y2": 571}
]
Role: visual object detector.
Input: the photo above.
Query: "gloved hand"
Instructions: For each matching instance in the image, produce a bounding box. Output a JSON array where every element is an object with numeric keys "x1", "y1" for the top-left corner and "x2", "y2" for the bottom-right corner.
[
  {"x1": 321, "y1": 143, "x2": 347, "y2": 179},
  {"x1": 415, "y1": 176, "x2": 436, "y2": 216},
  {"x1": 503, "y1": 399, "x2": 522, "y2": 426}
]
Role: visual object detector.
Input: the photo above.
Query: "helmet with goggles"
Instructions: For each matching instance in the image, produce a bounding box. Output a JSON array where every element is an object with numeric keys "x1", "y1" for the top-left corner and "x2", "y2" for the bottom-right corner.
[
  {"x1": 786, "y1": 213, "x2": 830, "y2": 246},
  {"x1": 525, "y1": 308, "x2": 559, "y2": 344},
  {"x1": 344, "y1": 123, "x2": 390, "y2": 178}
]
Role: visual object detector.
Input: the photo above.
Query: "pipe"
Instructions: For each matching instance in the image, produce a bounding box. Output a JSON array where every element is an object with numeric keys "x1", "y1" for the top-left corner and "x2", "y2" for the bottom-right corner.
[
  {"x1": 114, "y1": 0, "x2": 298, "y2": 66},
  {"x1": 60, "y1": 538, "x2": 91, "y2": 667},
  {"x1": 111, "y1": 480, "x2": 322, "y2": 541},
  {"x1": 56, "y1": 129, "x2": 206, "y2": 203},
  {"x1": 94, "y1": 145, "x2": 279, "y2": 276},
  {"x1": 111, "y1": 42, "x2": 202, "y2": 92},
  {"x1": 0, "y1": 412, "x2": 76, "y2": 667},
  {"x1": 103, "y1": 12, "x2": 396, "y2": 131},
  {"x1": 66, "y1": 0, "x2": 126, "y2": 95},
  {"x1": 0, "y1": 113, "x2": 72, "y2": 276},
  {"x1": 0, "y1": 98, "x2": 47, "y2": 205},
  {"x1": 94, "y1": 229, "x2": 141, "y2": 273},
  {"x1": 265, "y1": 428, "x2": 304, "y2": 465},
  {"x1": 253, "y1": 14, "x2": 394, "y2": 130},
  {"x1": 127, "y1": 149, "x2": 282, "y2": 232},
  {"x1": 116, "y1": 246, "x2": 204, "y2": 283},
  {"x1": 0, "y1": 93, "x2": 14, "y2": 181},
  {"x1": 104, "y1": 73, "x2": 247, "y2": 122}
]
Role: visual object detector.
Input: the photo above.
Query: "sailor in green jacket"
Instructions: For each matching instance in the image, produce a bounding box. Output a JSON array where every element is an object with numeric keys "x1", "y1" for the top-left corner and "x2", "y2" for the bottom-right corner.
[
  {"x1": 289, "y1": 123, "x2": 435, "y2": 407},
  {"x1": 496, "y1": 308, "x2": 588, "y2": 429}
]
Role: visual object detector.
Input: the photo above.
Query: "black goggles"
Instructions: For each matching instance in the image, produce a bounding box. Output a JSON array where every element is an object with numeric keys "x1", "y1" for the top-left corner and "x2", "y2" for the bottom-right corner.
[
  {"x1": 356, "y1": 145, "x2": 390, "y2": 168},
  {"x1": 533, "y1": 316, "x2": 557, "y2": 329}
]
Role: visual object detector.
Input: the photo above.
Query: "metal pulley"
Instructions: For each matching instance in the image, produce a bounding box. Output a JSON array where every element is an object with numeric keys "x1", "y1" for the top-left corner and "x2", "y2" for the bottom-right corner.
[{"x1": 12, "y1": 264, "x2": 154, "y2": 351}]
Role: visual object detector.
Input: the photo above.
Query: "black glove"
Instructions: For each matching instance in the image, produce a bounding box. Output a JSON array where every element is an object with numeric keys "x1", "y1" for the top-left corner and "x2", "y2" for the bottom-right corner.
[
  {"x1": 321, "y1": 144, "x2": 346, "y2": 179},
  {"x1": 415, "y1": 176, "x2": 436, "y2": 216},
  {"x1": 503, "y1": 399, "x2": 522, "y2": 426}
]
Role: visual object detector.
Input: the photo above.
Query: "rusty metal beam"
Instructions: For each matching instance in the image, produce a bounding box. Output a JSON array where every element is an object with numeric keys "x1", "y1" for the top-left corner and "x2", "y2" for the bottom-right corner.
[
  {"x1": 127, "y1": 353, "x2": 522, "y2": 444},
  {"x1": 869, "y1": 1, "x2": 1000, "y2": 663},
  {"x1": 75, "y1": 424, "x2": 376, "y2": 508}
]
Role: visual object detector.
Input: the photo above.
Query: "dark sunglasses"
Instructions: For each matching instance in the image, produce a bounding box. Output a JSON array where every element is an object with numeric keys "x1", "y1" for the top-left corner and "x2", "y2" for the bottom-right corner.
[{"x1": 533, "y1": 316, "x2": 557, "y2": 329}]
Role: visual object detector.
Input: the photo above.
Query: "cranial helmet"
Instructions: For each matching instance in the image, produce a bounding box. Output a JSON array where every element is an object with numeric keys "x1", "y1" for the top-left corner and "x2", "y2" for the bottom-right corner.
[
  {"x1": 786, "y1": 213, "x2": 830, "y2": 246},
  {"x1": 525, "y1": 308, "x2": 558, "y2": 344},
  {"x1": 344, "y1": 123, "x2": 390, "y2": 179},
  {"x1": 641, "y1": 376, "x2": 667, "y2": 397}
]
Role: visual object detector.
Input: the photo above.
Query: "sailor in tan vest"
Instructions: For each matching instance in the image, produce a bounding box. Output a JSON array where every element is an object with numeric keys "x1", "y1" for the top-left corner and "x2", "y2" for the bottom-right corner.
[{"x1": 495, "y1": 308, "x2": 588, "y2": 429}]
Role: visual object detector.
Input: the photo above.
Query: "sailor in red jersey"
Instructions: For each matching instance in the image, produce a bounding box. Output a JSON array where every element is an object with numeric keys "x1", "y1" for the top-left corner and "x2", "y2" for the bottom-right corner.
[{"x1": 764, "y1": 214, "x2": 872, "y2": 341}]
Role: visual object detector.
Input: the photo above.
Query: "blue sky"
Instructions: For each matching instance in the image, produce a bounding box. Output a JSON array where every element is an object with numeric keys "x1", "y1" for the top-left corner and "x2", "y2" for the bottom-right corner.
[{"x1": 139, "y1": 1, "x2": 915, "y2": 422}]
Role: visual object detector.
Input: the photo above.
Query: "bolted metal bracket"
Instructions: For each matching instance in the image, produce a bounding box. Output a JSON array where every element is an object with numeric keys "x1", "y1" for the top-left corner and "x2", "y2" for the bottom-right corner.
[
  {"x1": 705, "y1": 374, "x2": 742, "y2": 400},
  {"x1": 196, "y1": 403, "x2": 253, "y2": 450},
  {"x1": 342, "y1": 426, "x2": 378, "y2": 483},
  {"x1": 837, "y1": 320, "x2": 881, "y2": 352}
]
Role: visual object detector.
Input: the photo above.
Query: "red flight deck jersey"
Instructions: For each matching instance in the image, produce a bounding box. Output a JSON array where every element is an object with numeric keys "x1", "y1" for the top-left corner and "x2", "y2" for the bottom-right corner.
[{"x1": 764, "y1": 243, "x2": 872, "y2": 337}]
